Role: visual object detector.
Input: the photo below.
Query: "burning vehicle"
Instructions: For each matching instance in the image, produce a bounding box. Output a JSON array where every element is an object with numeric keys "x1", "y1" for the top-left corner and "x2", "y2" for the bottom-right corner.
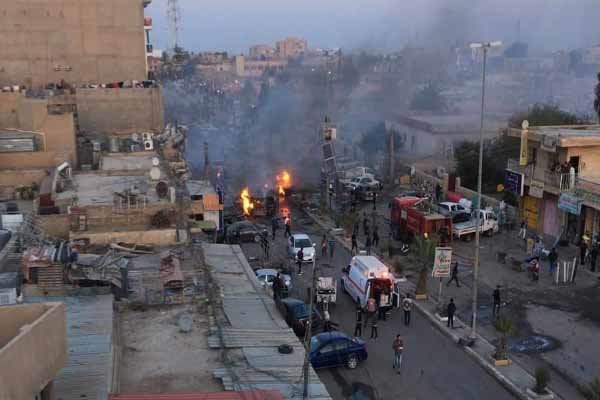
[
  {"x1": 225, "y1": 220, "x2": 269, "y2": 244},
  {"x1": 237, "y1": 170, "x2": 293, "y2": 218}
]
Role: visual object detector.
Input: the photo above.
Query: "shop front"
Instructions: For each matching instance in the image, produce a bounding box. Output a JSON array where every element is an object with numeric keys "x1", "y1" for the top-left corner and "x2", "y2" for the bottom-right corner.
[{"x1": 558, "y1": 193, "x2": 583, "y2": 243}]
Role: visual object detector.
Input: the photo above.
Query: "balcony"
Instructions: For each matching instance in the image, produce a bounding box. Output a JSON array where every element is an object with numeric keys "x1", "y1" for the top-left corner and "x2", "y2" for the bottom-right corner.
[{"x1": 507, "y1": 159, "x2": 575, "y2": 193}]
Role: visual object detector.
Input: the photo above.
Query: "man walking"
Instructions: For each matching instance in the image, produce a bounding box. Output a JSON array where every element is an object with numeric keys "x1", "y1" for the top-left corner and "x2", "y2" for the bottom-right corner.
[
  {"x1": 580, "y1": 237, "x2": 588, "y2": 266},
  {"x1": 370, "y1": 317, "x2": 378, "y2": 339},
  {"x1": 271, "y1": 217, "x2": 278, "y2": 240},
  {"x1": 392, "y1": 334, "x2": 404, "y2": 374},
  {"x1": 354, "y1": 306, "x2": 363, "y2": 337},
  {"x1": 447, "y1": 298, "x2": 456, "y2": 328},
  {"x1": 296, "y1": 248, "x2": 304, "y2": 275},
  {"x1": 492, "y1": 285, "x2": 501, "y2": 316},
  {"x1": 273, "y1": 272, "x2": 282, "y2": 300},
  {"x1": 351, "y1": 232, "x2": 358, "y2": 254},
  {"x1": 363, "y1": 213, "x2": 368, "y2": 236},
  {"x1": 321, "y1": 235, "x2": 328, "y2": 258},
  {"x1": 284, "y1": 216, "x2": 291, "y2": 238},
  {"x1": 591, "y1": 243, "x2": 598, "y2": 272},
  {"x1": 519, "y1": 219, "x2": 527, "y2": 241},
  {"x1": 373, "y1": 225, "x2": 380, "y2": 248},
  {"x1": 364, "y1": 297, "x2": 377, "y2": 328},
  {"x1": 365, "y1": 234, "x2": 372, "y2": 255},
  {"x1": 402, "y1": 294, "x2": 413, "y2": 326},
  {"x1": 328, "y1": 236, "x2": 336, "y2": 258},
  {"x1": 447, "y1": 261, "x2": 460, "y2": 287},
  {"x1": 548, "y1": 247, "x2": 558, "y2": 275}
]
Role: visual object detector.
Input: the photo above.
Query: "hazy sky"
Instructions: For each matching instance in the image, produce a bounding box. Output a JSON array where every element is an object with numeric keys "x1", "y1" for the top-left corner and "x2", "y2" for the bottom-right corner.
[{"x1": 147, "y1": 0, "x2": 600, "y2": 54}]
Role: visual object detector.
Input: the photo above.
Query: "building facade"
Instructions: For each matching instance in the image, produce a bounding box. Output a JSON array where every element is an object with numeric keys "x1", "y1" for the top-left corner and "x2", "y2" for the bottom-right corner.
[{"x1": 275, "y1": 37, "x2": 308, "y2": 59}]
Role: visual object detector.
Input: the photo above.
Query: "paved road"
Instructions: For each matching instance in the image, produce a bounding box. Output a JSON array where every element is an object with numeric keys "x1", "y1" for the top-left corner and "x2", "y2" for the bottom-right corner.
[{"x1": 239, "y1": 203, "x2": 515, "y2": 400}]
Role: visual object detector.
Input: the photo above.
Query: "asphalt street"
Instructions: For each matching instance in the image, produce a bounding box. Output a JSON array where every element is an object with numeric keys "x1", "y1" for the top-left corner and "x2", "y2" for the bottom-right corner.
[{"x1": 239, "y1": 202, "x2": 515, "y2": 400}]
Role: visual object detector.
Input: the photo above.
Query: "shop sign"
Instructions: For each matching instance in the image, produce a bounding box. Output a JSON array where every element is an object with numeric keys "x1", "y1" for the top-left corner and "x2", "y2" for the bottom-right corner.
[
  {"x1": 558, "y1": 193, "x2": 582, "y2": 215},
  {"x1": 504, "y1": 169, "x2": 524, "y2": 196},
  {"x1": 529, "y1": 180, "x2": 544, "y2": 199},
  {"x1": 432, "y1": 247, "x2": 453, "y2": 278}
]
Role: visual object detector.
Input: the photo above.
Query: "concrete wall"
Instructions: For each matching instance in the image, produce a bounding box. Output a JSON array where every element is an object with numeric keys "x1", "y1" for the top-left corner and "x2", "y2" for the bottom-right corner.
[
  {"x1": 0, "y1": 302, "x2": 67, "y2": 400},
  {"x1": 567, "y1": 146, "x2": 600, "y2": 180},
  {"x1": 35, "y1": 214, "x2": 71, "y2": 239},
  {"x1": 76, "y1": 87, "x2": 164, "y2": 135},
  {"x1": 0, "y1": 0, "x2": 147, "y2": 87},
  {"x1": 70, "y1": 228, "x2": 178, "y2": 245}
]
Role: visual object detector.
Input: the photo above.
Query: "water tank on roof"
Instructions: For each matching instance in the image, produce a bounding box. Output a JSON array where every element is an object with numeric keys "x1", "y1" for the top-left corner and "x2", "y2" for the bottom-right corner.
[
  {"x1": 149, "y1": 167, "x2": 161, "y2": 180},
  {"x1": 156, "y1": 181, "x2": 168, "y2": 198}
]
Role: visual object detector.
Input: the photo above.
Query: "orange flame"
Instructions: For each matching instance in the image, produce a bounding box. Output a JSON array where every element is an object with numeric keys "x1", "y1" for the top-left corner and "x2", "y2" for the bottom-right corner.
[
  {"x1": 276, "y1": 170, "x2": 291, "y2": 197},
  {"x1": 241, "y1": 187, "x2": 254, "y2": 215}
]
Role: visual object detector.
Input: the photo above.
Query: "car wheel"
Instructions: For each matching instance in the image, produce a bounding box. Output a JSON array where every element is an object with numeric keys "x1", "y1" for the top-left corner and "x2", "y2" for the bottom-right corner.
[
  {"x1": 346, "y1": 354, "x2": 358, "y2": 369},
  {"x1": 254, "y1": 234, "x2": 260, "y2": 243}
]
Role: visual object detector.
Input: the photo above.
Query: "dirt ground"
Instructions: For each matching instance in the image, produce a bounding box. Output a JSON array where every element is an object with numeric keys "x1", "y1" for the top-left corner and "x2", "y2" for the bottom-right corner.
[{"x1": 118, "y1": 303, "x2": 224, "y2": 393}]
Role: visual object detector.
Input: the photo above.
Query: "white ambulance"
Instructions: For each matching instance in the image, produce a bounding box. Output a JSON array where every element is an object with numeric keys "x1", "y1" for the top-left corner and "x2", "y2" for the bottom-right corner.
[{"x1": 341, "y1": 255, "x2": 395, "y2": 310}]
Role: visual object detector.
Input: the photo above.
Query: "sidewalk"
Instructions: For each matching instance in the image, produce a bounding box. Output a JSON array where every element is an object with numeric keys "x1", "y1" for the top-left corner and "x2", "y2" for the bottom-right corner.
[{"x1": 301, "y1": 205, "x2": 580, "y2": 400}]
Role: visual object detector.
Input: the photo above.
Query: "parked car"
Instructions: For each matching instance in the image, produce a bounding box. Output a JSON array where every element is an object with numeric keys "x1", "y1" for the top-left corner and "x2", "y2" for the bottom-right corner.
[
  {"x1": 345, "y1": 175, "x2": 381, "y2": 192},
  {"x1": 437, "y1": 202, "x2": 469, "y2": 216},
  {"x1": 310, "y1": 331, "x2": 368, "y2": 369},
  {"x1": 225, "y1": 221, "x2": 268, "y2": 244},
  {"x1": 255, "y1": 268, "x2": 292, "y2": 291},
  {"x1": 277, "y1": 297, "x2": 322, "y2": 337},
  {"x1": 452, "y1": 208, "x2": 499, "y2": 241},
  {"x1": 452, "y1": 211, "x2": 471, "y2": 224},
  {"x1": 288, "y1": 233, "x2": 316, "y2": 263}
]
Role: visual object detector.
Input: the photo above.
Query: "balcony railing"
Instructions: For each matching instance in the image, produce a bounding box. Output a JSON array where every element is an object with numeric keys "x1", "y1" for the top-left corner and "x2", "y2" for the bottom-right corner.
[{"x1": 507, "y1": 159, "x2": 576, "y2": 193}]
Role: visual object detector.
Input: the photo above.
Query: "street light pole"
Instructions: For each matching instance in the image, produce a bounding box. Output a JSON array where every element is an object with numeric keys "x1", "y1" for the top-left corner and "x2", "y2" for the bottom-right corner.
[{"x1": 469, "y1": 41, "x2": 502, "y2": 339}]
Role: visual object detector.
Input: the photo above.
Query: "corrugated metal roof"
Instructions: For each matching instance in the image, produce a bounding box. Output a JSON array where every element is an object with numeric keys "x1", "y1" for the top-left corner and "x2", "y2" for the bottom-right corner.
[
  {"x1": 109, "y1": 390, "x2": 285, "y2": 400},
  {"x1": 27, "y1": 295, "x2": 114, "y2": 400}
]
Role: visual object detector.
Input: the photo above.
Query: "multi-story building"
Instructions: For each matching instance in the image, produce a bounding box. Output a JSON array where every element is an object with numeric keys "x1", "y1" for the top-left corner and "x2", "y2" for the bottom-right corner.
[
  {"x1": 0, "y1": 0, "x2": 154, "y2": 87},
  {"x1": 249, "y1": 45, "x2": 276, "y2": 60},
  {"x1": 275, "y1": 37, "x2": 308, "y2": 59},
  {"x1": 505, "y1": 125, "x2": 600, "y2": 242}
]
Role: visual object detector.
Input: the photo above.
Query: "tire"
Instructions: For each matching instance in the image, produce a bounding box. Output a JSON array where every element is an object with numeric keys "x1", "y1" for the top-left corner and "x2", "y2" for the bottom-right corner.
[
  {"x1": 346, "y1": 354, "x2": 358, "y2": 369},
  {"x1": 254, "y1": 235, "x2": 260, "y2": 243}
]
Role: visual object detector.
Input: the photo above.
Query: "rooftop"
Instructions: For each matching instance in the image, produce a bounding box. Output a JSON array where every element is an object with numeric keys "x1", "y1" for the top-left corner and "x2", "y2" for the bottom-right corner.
[
  {"x1": 100, "y1": 152, "x2": 157, "y2": 172},
  {"x1": 187, "y1": 180, "x2": 216, "y2": 196},
  {"x1": 390, "y1": 114, "x2": 508, "y2": 135},
  {"x1": 507, "y1": 125, "x2": 600, "y2": 147}
]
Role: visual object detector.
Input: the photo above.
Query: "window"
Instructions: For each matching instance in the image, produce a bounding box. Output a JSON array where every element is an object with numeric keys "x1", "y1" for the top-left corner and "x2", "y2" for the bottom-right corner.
[
  {"x1": 266, "y1": 275, "x2": 275, "y2": 283},
  {"x1": 334, "y1": 340, "x2": 350, "y2": 351},
  {"x1": 319, "y1": 344, "x2": 335, "y2": 354}
]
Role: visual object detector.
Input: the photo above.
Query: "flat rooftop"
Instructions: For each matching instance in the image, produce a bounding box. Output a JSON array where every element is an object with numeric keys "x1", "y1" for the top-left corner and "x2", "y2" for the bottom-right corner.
[
  {"x1": 186, "y1": 180, "x2": 216, "y2": 196},
  {"x1": 390, "y1": 114, "x2": 508, "y2": 135},
  {"x1": 507, "y1": 125, "x2": 600, "y2": 147},
  {"x1": 0, "y1": 302, "x2": 52, "y2": 348},
  {"x1": 55, "y1": 174, "x2": 163, "y2": 206},
  {"x1": 100, "y1": 152, "x2": 157, "y2": 172}
]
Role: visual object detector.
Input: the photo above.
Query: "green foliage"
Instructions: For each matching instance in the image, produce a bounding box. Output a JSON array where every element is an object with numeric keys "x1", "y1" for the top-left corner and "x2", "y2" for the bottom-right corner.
[
  {"x1": 391, "y1": 256, "x2": 404, "y2": 274},
  {"x1": 494, "y1": 316, "x2": 514, "y2": 335},
  {"x1": 508, "y1": 103, "x2": 588, "y2": 128},
  {"x1": 413, "y1": 236, "x2": 436, "y2": 268},
  {"x1": 493, "y1": 316, "x2": 513, "y2": 361},
  {"x1": 581, "y1": 378, "x2": 600, "y2": 400},
  {"x1": 410, "y1": 82, "x2": 447, "y2": 112},
  {"x1": 454, "y1": 135, "x2": 520, "y2": 191},
  {"x1": 534, "y1": 368, "x2": 551, "y2": 395}
]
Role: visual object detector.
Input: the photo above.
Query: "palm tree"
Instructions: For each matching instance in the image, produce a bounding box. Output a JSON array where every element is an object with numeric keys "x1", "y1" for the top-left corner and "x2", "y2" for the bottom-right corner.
[
  {"x1": 493, "y1": 316, "x2": 513, "y2": 361},
  {"x1": 414, "y1": 236, "x2": 436, "y2": 297}
]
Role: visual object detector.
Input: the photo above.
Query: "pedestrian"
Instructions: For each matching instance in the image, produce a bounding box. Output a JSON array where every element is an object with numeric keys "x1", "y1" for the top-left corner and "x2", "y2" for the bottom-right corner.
[
  {"x1": 362, "y1": 212, "x2": 368, "y2": 235},
  {"x1": 328, "y1": 236, "x2": 336, "y2": 258},
  {"x1": 321, "y1": 235, "x2": 328, "y2": 257},
  {"x1": 351, "y1": 232, "x2": 358, "y2": 254},
  {"x1": 370, "y1": 318, "x2": 378, "y2": 339},
  {"x1": 364, "y1": 297, "x2": 377, "y2": 328},
  {"x1": 530, "y1": 259, "x2": 540, "y2": 282},
  {"x1": 297, "y1": 247, "x2": 304, "y2": 275},
  {"x1": 271, "y1": 217, "x2": 278, "y2": 240},
  {"x1": 353, "y1": 221, "x2": 359, "y2": 236},
  {"x1": 392, "y1": 334, "x2": 404, "y2": 374},
  {"x1": 354, "y1": 306, "x2": 363, "y2": 337},
  {"x1": 365, "y1": 234, "x2": 372, "y2": 255},
  {"x1": 376, "y1": 290, "x2": 387, "y2": 320},
  {"x1": 533, "y1": 236, "x2": 544, "y2": 258},
  {"x1": 591, "y1": 243, "x2": 598, "y2": 272},
  {"x1": 548, "y1": 247, "x2": 558, "y2": 274},
  {"x1": 273, "y1": 272, "x2": 282, "y2": 300},
  {"x1": 373, "y1": 225, "x2": 380, "y2": 248},
  {"x1": 446, "y1": 261, "x2": 460, "y2": 287},
  {"x1": 435, "y1": 182, "x2": 442, "y2": 202},
  {"x1": 519, "y1": 219, "x2": 527, "y2": 240},
  {"x1": 447, "y1": 298, "x2": 456, "y2": 328},
  {"x1": 492, "y1": 285, "x2": 501, "y2": 316},
  {"x1": 402, "y1": 294, "x2": 412, "y2": 326},
  {"x1": 373, "y1": 191, "x2": 377, "y2": 211},
  {"x1": 364, "y1": 223, "x2": 370, "y2": 239},
  {"x1": 284, "y1": 216, "x2": 291, "y2": 238},
  {"x1": 580, "y1": 237, "x2": 588, "y2": 266}
]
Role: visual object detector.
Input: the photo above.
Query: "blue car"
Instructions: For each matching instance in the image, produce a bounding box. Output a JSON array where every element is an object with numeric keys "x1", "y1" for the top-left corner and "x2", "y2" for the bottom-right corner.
[{"x1": 310, "y1": 331, "x2": 368, "y2": 369}]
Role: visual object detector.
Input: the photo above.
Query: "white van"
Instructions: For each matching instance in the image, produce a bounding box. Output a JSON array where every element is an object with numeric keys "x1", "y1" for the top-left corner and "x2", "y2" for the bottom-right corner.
[{"x1": 341, "y1": 255, "x2": 394, "y2": 310}]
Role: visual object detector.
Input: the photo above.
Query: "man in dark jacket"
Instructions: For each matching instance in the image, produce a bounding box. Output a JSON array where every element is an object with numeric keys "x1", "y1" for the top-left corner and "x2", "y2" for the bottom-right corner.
[
  {"x1": 297, "y1": 248, "x2": 304, "y2": 275},
  {"x1": 447, "y1": 298, "x2": 456, "y2": 328},
  {"x1": 447, "y1": 262, "x2": 460, "y2": 287},
  {"x1": 492, "y1": 285, "x2": 501, "y2": 316}
]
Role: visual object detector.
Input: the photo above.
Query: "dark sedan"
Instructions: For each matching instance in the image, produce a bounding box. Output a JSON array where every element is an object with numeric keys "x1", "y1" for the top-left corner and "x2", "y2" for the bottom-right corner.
[
  {"x1": 276, "y1": 297, "x2": 322, "y2": 338},
  {"x1": 225, "y1": 221, "x2": 268, "y2": 244},
  {"x1": 310, "y1": 331, "x2": 368, "y2": 369}
]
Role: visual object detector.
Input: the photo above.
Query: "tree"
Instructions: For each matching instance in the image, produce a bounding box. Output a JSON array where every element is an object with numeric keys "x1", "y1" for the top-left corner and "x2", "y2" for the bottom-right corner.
[
  {"x1": 414, "y1": 236, "x2": 436, "y2": 297},
  {"x1": 594, "y1": 73, "x2": 600, "y2": 123},
  {"x1": 493, "y1": 316, "x2": 513, "y2": 361},
  {"x1": 508, "y1": 103, "x2": 587, "y2": 128},
  {"x1": 410, "y1": 82, "x2": 447, "y2": 112}
]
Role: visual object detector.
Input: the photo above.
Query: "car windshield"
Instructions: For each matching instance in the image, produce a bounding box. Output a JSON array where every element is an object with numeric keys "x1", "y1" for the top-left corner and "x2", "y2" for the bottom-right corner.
[
  {"x1": 295, "y1": 238, "x2": 312, "y2": 248},
  {"x1": 291, "y1": 302, "x2": 309, "y2": 318},
  {"x1": 310, "y1": 336, "x2": 321, "y2": 350},
  {"x1": 350, "y1": 178, "x2": 360, "y2": 183}
]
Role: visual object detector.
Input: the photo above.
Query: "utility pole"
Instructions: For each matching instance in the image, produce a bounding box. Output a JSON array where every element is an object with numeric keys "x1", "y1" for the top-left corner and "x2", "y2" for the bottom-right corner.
[
  {"x1": 389, "y1": 129, "x2": 395, "y2": 184},
  {"x1": 468, "y1": 41, "x2": 502, "y2": 339},
  {"x1": 302, "y1": 255, "x2": 318, "y2": 400}
]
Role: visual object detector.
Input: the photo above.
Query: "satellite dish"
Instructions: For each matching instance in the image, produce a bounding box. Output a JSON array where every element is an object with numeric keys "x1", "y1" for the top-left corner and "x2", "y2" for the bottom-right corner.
[
  {"x1": 152, "y1": 157, "x2": 160, "y2": 166},
  {"x1": 155, "y1": 181, "x2": 169, "y2": 198},
  {"x1": 409, "y1": 166, "x2": 416, "y2": 176},
  {"x1": 522, "y1": 120, "x2": 529, "y2": 130},
  {"x1": 131, "y1": 132, "x2": 140, "y2": 141},
  {"x1": 149, "y1": 167, "x2": 161, "y2": 180}
]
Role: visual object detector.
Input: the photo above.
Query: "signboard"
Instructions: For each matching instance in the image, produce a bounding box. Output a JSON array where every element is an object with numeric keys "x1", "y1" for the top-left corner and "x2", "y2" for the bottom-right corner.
[
  {"x1": 529, "y1": 180, "x2": 545, "y2": 199},
  {"x1": 541, "y1": 135, "x2": 557, "y2": 153},
  {"x1": 432, "y1": 247, "x2": 453, "y2": 278},
  {"x1": 558, "y1": 193, "x2": 582, "y2": 215},
  {"x1": 520, "y1": 128, "x2": 528, "y2": 166},
  {"x1": 504, "y1": 169, "x2": 524, "y2": 196}
]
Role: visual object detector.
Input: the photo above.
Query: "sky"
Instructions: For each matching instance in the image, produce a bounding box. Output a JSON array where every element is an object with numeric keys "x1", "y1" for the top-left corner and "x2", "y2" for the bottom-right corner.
[{"x1": 146, "y1": 0, "x2": 600, "y2": 54}]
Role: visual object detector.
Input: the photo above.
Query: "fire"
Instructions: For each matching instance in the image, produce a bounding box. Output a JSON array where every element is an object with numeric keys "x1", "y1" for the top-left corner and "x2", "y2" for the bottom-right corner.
[
  {"x1": 241, "y1": 187, "x2": 254, "y2": 215},
  {"x1": 276, "y1": 170, "x2": 292, "y2": 197}
]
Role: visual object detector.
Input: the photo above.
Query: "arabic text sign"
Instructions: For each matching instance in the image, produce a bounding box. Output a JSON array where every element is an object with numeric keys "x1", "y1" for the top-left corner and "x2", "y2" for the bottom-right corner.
[{"x1": 432, "y1": 247, "x2": 453, "y2": 278}]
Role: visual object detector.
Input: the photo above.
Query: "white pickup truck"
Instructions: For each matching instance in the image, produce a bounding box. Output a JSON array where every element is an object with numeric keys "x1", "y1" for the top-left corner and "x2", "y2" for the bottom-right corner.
[{"x1": 452, "y1": 208, "x2": 499, "y2": 241}]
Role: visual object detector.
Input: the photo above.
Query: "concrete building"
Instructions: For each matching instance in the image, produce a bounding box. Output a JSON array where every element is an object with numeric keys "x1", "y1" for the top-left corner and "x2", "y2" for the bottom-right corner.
[
  {"x1": 505, "y1": 125, "x2": 600, "y2": 242},
  {"x1": 0, "y1": 302, "x2": 67, "y2": 400},
  {"x1": 187, "y1": 180, "x2": 223, "y2": 231},
  {"x1": 0, "y1": 0, "x2": 153, "y2": 88},
  {"x1": 249, "y1": 45, "x2": 276, "y2": 60},
  {"x1": 275, "y1": 37, "x2": 307, "y2": 59}
]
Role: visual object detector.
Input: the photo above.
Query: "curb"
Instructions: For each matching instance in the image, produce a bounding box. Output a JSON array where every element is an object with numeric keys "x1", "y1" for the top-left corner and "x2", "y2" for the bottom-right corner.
[{"x1": 301, "y1": 207, "x2": 548, "y2": 400}]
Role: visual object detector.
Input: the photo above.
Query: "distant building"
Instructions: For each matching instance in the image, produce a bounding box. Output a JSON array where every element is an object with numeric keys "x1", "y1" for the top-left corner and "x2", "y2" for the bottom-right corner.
[
  {"x1": 186, "y1": 180, "x2": 223, "y2": 231},
  {"x1": 276, "y1": 37, "x2": 308, "y2": 59},
  {"x1": 249, "y1": 45, "x2": 276, "y2": 60}
]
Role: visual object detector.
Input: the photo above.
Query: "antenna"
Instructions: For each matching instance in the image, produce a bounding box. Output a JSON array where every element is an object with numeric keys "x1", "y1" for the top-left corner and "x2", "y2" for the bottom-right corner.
[{"x1": 167, "y1": 0, "x2": 182, "y2": 53}]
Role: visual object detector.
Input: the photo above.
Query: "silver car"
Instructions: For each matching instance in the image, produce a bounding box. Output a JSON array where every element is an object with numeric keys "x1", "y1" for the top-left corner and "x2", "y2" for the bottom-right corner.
[{"x1": 255, "y1": 268, "x2": 292, "y2": 290}]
